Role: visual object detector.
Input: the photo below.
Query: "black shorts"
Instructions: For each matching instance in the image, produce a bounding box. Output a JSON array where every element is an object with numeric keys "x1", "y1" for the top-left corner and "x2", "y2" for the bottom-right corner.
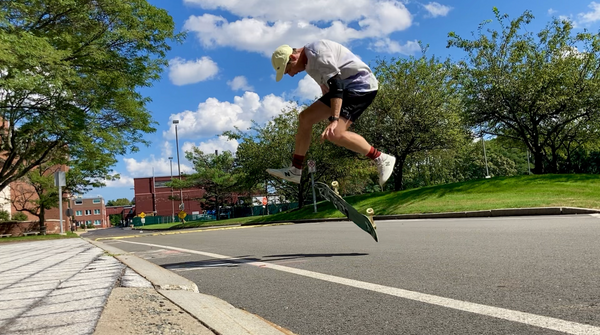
[{"x1": 318, "y1": 90, "x2": 377, "y2": 122}]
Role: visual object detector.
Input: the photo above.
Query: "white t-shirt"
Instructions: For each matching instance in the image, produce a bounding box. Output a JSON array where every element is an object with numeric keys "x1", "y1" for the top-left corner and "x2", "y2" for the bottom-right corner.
[{"x1": 304, "y1": 40, "x2": 378, "y2": 93}]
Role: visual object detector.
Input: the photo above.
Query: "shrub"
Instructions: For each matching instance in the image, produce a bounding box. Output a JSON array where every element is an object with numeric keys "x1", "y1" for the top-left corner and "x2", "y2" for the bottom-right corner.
[
  {"x1": 0, "y1": 210, "x2": 9, "y2": 221},
  {"x1": 12, "y1": 212, "x2": 28, "y2": 221}
]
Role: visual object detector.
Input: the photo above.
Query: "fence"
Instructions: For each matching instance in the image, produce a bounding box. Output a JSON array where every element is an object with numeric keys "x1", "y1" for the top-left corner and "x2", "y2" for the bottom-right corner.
[{"x1": 130, "y1": 203, "x2": 298, "y2": 227}]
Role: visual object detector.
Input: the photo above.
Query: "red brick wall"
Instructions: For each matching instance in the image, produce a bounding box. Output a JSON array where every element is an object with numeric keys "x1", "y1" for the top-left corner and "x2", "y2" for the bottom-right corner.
[{"x1": 0, "y1": 219, "x2": 69, "y2": 236}]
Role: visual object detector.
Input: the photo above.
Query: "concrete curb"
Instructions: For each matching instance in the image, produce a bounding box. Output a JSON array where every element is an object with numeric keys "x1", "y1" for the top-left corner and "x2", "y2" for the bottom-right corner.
[
  {"x1": 88, "y1": 239, "x2": 199, "y2": 292},
  {"x1": 87, "y1": 239, "x2": 293, "y2": 335},
  {"x1": 240, "y1": 206, "x2": 600, "y2": 226}
]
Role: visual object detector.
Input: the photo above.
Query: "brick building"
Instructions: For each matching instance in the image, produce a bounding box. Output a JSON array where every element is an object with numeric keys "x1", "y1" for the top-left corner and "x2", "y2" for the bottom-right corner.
[
  {"x1": 106, "y1": 205, "x2": 136, "y2": 225},
  {"x1": 134, "y1": 176, "x2": 208, "y2": 217},
  {"x1": 70, "y1": 197, "x2": 109, "y2": 228}
]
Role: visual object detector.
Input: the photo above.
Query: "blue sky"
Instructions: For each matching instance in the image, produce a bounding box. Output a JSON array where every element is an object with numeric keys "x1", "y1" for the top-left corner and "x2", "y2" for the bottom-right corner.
[{"x1": 88, "y1": 0, "x2": 600, "y2": 202}]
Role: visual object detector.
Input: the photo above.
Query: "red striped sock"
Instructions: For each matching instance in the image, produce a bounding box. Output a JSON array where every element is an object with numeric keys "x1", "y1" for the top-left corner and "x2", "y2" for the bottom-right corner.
[
  {"x1": 366, "y1": 147, "x2": 381, "y2": 160},
  {"x1": 292, "y1": 154, "x2": 305, "y2": 169}
]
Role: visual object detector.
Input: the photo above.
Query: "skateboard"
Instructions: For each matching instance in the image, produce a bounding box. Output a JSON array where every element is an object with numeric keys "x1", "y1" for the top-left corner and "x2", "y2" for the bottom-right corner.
[{"x1": 314, "y1": 181, "x2": 378, "y2": 242}]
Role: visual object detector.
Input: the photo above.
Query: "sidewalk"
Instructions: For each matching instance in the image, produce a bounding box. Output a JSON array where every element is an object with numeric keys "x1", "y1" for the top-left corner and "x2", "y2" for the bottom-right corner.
[
  {"x1": 0, "y1": 239, "x2": 214, "y2": 335},
  {"x1": 0, "y1": 238, "x2": 293, "y2": 335}
]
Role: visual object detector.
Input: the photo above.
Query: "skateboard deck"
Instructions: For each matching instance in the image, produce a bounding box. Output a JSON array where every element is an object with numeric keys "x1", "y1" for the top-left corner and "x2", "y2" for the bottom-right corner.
[{"x1": 314, "y1": 181, "x2": 378, "y2": 242}]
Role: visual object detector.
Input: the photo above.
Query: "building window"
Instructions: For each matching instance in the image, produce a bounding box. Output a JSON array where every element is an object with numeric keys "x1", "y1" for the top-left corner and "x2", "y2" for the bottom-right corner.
[
  {"x1": 94, "y1": 220, "x2": 101, "y2": 225},
  {"x1": 155, "y1": 180, "x2": 170, "y2": 188},
  {"x1": 85, "y1": 210, "x2": 91, "y2": 215},
  {"x1": 93, "y1": 199, "x2": 101, "y2": 204},
  {"x1": 75, "y1": 200, "x2": 83, "y2": 205},
  {"x1": 94, "y1": 209, "x2": 100, "y2": 215},
  {"x1": 76, "y1": 210, "x2": 82, "y2": 216},
  {"x1": 86, "y1": 220, "x2": 92, "y2": 225}
]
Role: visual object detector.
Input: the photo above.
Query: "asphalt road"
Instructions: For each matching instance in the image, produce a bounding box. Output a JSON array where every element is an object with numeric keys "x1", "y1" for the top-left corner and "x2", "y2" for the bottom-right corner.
[{"x1": 99, "y1": 215, "x2": 600, "y2": 335}]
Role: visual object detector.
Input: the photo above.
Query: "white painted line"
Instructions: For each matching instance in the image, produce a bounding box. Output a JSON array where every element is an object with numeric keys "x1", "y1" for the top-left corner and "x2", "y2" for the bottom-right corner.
[{"x1": 117, "y1": 240, "x2": 600, "y2": 335}]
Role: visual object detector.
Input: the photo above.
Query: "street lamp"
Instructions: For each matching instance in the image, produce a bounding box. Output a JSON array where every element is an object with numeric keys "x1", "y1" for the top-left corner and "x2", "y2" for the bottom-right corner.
[
  {"x1": 169, "y1": 156, "x2": 174, "y2": 222},
  {"x1": 173, "y1": 120, "x2": 184, "y2": 212}
]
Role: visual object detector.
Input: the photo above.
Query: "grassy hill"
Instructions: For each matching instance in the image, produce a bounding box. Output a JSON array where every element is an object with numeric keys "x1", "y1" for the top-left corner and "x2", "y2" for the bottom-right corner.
[{"x1": 249, "y1": 174, "x2": 600, "y2": 223}]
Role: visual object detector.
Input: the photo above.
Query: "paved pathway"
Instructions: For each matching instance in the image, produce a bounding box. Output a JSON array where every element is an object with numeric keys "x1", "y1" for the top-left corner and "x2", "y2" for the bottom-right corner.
[{"x1": 0, "y1": 239, "x2": 124, "y2": 335}]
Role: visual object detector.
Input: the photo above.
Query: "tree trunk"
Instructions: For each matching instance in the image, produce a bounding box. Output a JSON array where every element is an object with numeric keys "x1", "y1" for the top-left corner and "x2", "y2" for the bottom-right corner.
[
  {"x1": 533, "y1": 150, "x2": 544, "y2": 174},
  {"x1": 297, "y1": 181, "x2": 305, "y2": 209},
  {"x1": 393, "y1": 157, "x2": 405, "y2": 191},
  {"x1": 39, "y1": 207, "x2": 46, "y2": 235}
]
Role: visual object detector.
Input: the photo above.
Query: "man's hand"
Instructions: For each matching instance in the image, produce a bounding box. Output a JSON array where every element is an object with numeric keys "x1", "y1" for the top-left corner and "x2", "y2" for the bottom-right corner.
[{"x1": 321, "y1": 120, "x2": 338, "y2": 142}]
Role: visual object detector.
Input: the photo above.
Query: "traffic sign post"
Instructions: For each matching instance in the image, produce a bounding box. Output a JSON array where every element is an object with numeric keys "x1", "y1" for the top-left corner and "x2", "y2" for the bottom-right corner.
[
  {"x1": 178, "y1": 211, "x2": 186, "y2": 222},
  {"x1": 308, "y1": 160, "x2": 317, "y2": 213},
  {"x1": 54, "y1": 171, "x2": 66, "y2": 235}
]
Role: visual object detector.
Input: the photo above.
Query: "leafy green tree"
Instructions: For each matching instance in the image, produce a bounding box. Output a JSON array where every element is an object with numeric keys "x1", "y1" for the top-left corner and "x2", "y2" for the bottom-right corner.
[
  {"x1": 172, "y1": 149, "x2": 244, "y2": 220},
  {"x1": 107, "y1": 198, "x2": 132, "y2": 206},
  {"x1": 0, "y1": 0, "x2": 183, "y2": 192},
  {"x1": 447, "y1": 8, "x2": 600, "y2": 174},
  {"x1": 11, "y1": 162, "x2": 61, "y2": 233},
  {"x1": 357, "y1": 54, "x2": 466, "y2": 191}
]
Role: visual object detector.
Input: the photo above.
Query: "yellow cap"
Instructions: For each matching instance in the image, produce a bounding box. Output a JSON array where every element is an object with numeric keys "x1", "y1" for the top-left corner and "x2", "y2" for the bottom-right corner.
[{"x1": 271, "y1": 45, "x2": 293, "y2": 82}]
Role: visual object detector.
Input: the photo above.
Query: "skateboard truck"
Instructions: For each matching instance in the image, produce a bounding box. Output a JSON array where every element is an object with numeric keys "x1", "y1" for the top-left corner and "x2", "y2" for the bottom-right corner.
[
  {"x1": 366, "y1": 208, "x2": 376, "y2": 229},
  {"x1": 331, "y1": 181, "x2": 340, "y2": 195}
]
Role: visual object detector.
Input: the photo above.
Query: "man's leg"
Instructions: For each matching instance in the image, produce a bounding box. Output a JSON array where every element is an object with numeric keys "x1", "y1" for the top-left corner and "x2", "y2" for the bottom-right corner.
[
  {"x1": 266, "y1": 100, "x2": 329, "y2": 184},
  {"x1": 324, "y1": 118, "x2": 371, "y2": 155},
  {"x1": 295, "y1": 100, "x2": 332, "y2": 156}
]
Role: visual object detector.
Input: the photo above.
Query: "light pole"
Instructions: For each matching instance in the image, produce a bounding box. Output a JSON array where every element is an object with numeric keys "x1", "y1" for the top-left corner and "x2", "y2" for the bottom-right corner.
[
  {"x1": 173, "y1": 120, "x2": 184, "y2": 212},
  {"x1": 169, "y1": 156, "x2": 174, "y2": 222}
]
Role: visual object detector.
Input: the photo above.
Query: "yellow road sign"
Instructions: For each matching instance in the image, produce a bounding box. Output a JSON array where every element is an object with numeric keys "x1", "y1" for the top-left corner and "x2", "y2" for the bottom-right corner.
[
  {"x1": 139, "y1": 212, "x2": 146, "y2": 218},
  {"x1": 178, "y1": 211, "x2": 187, "y2": 219}
]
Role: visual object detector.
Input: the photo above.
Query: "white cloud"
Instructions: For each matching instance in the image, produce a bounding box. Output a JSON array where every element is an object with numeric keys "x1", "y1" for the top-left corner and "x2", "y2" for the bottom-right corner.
[
  {"x1": 423, "y1": 2, "x2": 452, "y2": 18},
  {"x1": 182, "y1": 0, "x2": 412, "y2": 56},
  {"x1": 163, "y1": 92, "x2": 297, "y2": 140},
  {"x1": 182, "y1": 136, "x2": 240, "y2": 156},
  {"x1": 227, "y1": 76, "x2": 254, "y2": 91},
  {"x1": 104, "y1": 175, "x2": 134, "y2": 188},
  {"x1": 578, "y1": 2, "x2": 600, "y2": 24},
  {"x1": 168, "y1": 57, "x2": 219, "y2": 86},
  {"x1": 548, "y1": 8, "x2": 558, "y2": 16},
  {"x1": 124, "y1": 156, "x2": 193, "y2": 178},
  {"x1": 293, "y1": 75, "x2": 322, "y2": 101},
  {"x1": 371, "y1": 38, "x2": 421, "y2": 55},
  {"x1": 162, "y1": 141, "x2": 173, "y2": 158}
]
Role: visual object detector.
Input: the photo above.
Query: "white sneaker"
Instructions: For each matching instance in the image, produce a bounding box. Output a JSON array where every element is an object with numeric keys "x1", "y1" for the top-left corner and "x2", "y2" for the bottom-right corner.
[
  {"x1": 375, "y1": 153, "x2": 396, "y2": 186},
  {"x1": 266, "y1": 166, "x2": 302, "y2": 184}
]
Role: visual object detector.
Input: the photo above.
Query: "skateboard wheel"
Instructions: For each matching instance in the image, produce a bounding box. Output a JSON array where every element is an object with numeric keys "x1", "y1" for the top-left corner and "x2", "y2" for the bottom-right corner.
[
  {"x1": 331, "y1": 181, "x2": 339, "y2": 195},
  {"x1": 366, "y1": 208, "x2": 376, "y2": 229}
]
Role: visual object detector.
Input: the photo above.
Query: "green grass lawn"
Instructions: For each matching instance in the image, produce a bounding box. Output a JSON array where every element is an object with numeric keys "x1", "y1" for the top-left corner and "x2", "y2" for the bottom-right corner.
[
  {"x1": 139, "y1": 215, "x2": 263, "y2": 230},
  {"x1": 0, "y1": 232, "x2": 79, "y2": 243},
  {"x1": 248, "y1": 174, "x2": 600, "y2": 223}
]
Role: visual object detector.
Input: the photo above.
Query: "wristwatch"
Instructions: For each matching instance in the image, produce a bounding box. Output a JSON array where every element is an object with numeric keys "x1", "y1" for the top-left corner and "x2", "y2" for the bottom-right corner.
[{"x1": 328, "y1": 116, "x2": 340, "y2": 122}]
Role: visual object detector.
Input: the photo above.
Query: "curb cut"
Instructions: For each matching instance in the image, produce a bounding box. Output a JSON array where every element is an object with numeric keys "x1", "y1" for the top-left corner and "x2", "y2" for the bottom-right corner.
[
  {"x1": 240, "y1": 206, "x2": 600, "y2": 226},
  {"x1": 87, "y1": 239, "x2": 294, "y2": 335}
]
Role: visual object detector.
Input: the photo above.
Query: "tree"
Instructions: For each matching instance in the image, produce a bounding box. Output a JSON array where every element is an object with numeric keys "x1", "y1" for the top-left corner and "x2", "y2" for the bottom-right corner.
[
  {"x1": 172, "y1": 149, "x2": 244, "y2": 220},
  {"x1": 107, "y1": 198, "x2": 131, "y2": 206},
  {"x1": 0, "y1": 0, "x2": 183, "y2": 192},
  {"x1": 357, "y1": 54, "x2": 466, "y2": 191},
  {"x1": 447, "y1": 8, "x2": 600, "y2": 174},
  {"x1": 11, "y1": 162, "x2": 62, "y2": 234}
]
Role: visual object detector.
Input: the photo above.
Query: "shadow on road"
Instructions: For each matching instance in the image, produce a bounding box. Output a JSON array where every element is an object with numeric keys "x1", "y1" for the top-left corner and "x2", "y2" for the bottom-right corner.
[{"x1": 161, "y1": 253, "x2": 368, "y2": 270}]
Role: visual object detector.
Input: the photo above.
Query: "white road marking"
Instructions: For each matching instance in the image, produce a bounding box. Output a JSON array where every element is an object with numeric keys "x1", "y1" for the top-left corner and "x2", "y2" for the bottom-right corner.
[{"x1": 117, "y1": 240, "x2": 600, "y2": 335}]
